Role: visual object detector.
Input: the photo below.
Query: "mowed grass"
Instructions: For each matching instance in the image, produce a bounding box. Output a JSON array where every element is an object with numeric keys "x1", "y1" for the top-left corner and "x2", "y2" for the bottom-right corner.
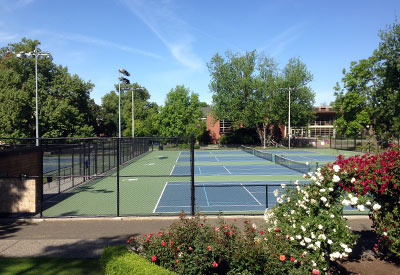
[{"x1": 0, "y1": 257, "x2": 101, "y2": 275}]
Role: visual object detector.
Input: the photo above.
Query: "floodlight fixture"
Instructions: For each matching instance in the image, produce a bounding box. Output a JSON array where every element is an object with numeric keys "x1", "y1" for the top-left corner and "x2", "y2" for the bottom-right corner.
[
  {"x1": 16, "y1": 46, "x2": 52, "y2": 146},
  {"x1": 118, "y1": 68, "x2": 130, "y2": 77}
]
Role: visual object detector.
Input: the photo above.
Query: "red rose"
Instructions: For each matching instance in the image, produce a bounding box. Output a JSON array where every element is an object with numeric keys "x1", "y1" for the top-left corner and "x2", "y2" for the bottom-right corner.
[
  {"x1": 151, "y1": 255, "x2": 157, "y2": 262},
  {"x1": 212, "y1": 261, "x2": 218, "y2": 267},
  {"x1": 312, "y1": 269, "x2": 320, "y2": 274}
]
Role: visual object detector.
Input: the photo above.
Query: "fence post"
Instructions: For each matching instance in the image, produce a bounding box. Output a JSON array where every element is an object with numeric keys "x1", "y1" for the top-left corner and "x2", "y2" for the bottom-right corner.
[
  {"x1": 265, "y1": 185, "x2": 269, "y2": 209},
  {"x1": 117, "y1": 137, "x2": 120, "y2": 217},
  {"x1": 190, "y1": 135, "x2": 195, "y2": 216},
  {"x1": 72, "y1": 146, "x2": 75, "y2": 187},
  {"x1": 40, "y1": 145, "x2": 44, "y2": 218},
  {"x1": 94, "y1": 142, "x2": 98, "y2": 175},
  {"x1": 58, "y1": 148, "x2": 61, "y2": 194}
]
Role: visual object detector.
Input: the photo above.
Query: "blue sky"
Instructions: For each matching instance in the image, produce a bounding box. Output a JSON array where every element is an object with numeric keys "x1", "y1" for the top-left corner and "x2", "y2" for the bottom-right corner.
[{"x1": 0, "y1": 0, "x2": 399, "y2": 106}]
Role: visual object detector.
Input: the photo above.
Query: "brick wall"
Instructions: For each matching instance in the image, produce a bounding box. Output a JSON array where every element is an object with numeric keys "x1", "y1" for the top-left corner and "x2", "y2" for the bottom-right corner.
[
  {"x1": 0, "y1": 179, "x2": 38, "y2": 213},
  {"x1": 206, "y1": 114, "x2": 221, "y2": 144},
  {"x1": 0, "y1": 148, "x2": 42, "y2": 214}
]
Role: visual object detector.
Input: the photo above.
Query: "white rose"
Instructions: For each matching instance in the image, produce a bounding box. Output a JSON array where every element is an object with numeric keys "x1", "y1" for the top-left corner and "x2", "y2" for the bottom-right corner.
[
  {"x1": 321, "y1": 196, "x2": 327, "y2": 203},
  {"x1": 318, "y1": 224, "x2": 323, "y2": 230},
  {"x1": 341, "y1": 199, "x2": 351, "y2": 206},
  {"x1": 350, "y1": 197, "x2": 358, "y2": 205},
  {"x1": 300, "y1": 240, "x2": 305, "y2": 246},
  {"x1": 332, "y1": 174, "x2": 340, "y2": 183},
  {"x1": 315, "y1": 241, "x2": 321, "y2": 248},
  {"x1": 273, "y1": 189, "x2": 279, "y2": 197},
  {"x1": 328, "y1": 187, "x2": 334, "y2": 192},
  {"x1": 345, "y1": 247, "x2": 352, "y2": 253},
  {"x1": 357, "y1": 205, "x2": 365, "y2": 211},
  {"x1": 373, "y1": 204, "x2": 381, "y2": 211},
  {"x1": 333, "y1": 165, "x2": 340, "y2": 172},
  {"x1": 351, "y1": 177, "x2": 356, "y2": 183},
  {"x1": 327, "y1": 239, "x2": 333, "y2": 245},
  {"x1": 319, "y1": 188, "x2": 326, "y2": 193},
  {"x1": 277, "y1": 197, "x2": 283, "y2": 204},
  {"x1": 281, "y1": 183, "x2": 286, "y2": 189},
  {"x1": 330, "y1": 214, "x2": 335, "y2": 218},
  {"x1": 366, "y1": 200, "x2": 372, "y2": 206},
  {"x1": 304, "y1": 237, "x2": 312, "y2": 243},
  {"x1": 296, "y1": 235, "x2": 302, "y2": 240}
]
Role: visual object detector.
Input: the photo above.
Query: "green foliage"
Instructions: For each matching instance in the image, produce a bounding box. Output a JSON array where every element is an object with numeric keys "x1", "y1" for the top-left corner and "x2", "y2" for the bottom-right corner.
[
  {"x1": 218, "y1": 128, "x2": 260, "y2": 145},
  {"x1": 268, "y1": 165, "x2": 357, "y2": 274},
  {"x1": 332, "y1": 146, "x2": 400, "y2": 259},
  {"x1": 208, "y1": 51, "x2": 315, "y2": 144},
  {"x1": 155, "y1": 85, "x2": 204, "y2": 138},
  {"x1": 0, "y1": 38, "x2": 96, "y2": 138},
  {"x1": 101, "y1": 246, "x2": 175, "y2": 275},
  {"x1": 128, "y1": 214, "x2": 272, "y2": 274},
  {"x1": 334, "y1": 19, "x2": 400, "y2": 142},
  {"x1": 99, "y1": 84, "x2": 159, "y2": 137},
  {"x1": 0, "y1": 257, "x2": 101, "y2": 275}
]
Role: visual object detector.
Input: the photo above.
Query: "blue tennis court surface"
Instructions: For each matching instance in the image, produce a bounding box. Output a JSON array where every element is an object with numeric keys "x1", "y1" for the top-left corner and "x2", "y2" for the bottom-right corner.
[
  {"x1": 171, "y1": 164, "x2": 301, "y2": 176},
  {"x1": 180, "y1": 150, "x2": 248, "y2": 155},
  {"x1": 177, "y1": 155, "x2": 266, "y2": 162},
  {"x1": 262, "y1": 150, "x2": 316, "y2": 155},
  {"x1": 154, "y1": 181, "x2": 308, "y2": 213},
  {"x1": 281, "y1": 154, "x2": 338, "y2": 162}
]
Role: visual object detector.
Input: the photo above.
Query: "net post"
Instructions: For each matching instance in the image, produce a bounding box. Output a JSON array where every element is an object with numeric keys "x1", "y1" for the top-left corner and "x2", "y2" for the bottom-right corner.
[
  {"x1": 117, "y1": 137, "x2": 120, "y2": 217},
  {"x1": 265, "y1": 184, "x2": 269, "y2": 209},
  {"x1": 190, "y1": 135, "x2": 195, "y2": 216}
]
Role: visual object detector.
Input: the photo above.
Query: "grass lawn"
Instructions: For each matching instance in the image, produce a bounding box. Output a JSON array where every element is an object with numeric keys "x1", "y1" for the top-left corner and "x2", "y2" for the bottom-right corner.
[{"x1": 0, "y1": 257, "x2": 102, "y2": 275}]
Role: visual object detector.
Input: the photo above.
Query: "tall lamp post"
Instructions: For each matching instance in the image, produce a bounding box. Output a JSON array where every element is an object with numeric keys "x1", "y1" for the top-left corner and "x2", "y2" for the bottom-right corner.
[
  {"x1": 131, "y1": 87, "x2": 143, "y2": 138},
  {"x1": 17, "y1": 47, "x2": 52, "y2": 146},
  {"x1": 279, "y1": 87, "x2": 294, "y2": 150},
  {"x1": 118, "y1": 68, "x2": 130, "y2": 138}
]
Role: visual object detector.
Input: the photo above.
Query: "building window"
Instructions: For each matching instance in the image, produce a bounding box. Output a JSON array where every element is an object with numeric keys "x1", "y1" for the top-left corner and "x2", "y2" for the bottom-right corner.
[{"x1": 220, "y1": 120, "x2": 232, "y2": 134}]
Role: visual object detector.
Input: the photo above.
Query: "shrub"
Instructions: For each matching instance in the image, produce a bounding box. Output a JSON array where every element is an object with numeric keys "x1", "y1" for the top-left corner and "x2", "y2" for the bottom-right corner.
[
  {"x1": 266, "y1": 164, "x2": 357, "y2": 274},
  {"x1": 128, "y1": 214, "x2": 272, "y2": 274},
  {"x1": 331, "y1": 145, "x2": 400, "y2": 259},
  {"x1": 218, "y1": 128, "x2": 260, "y2": 145},
  {"x1": 101, "y1": 245, "x2": 175, "y2": 275}
]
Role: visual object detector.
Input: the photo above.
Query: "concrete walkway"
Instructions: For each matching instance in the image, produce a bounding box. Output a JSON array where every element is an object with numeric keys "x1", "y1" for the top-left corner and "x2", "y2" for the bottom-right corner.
[{"x1": 0, "y1": 216, "x2": 372, "y2": 258}]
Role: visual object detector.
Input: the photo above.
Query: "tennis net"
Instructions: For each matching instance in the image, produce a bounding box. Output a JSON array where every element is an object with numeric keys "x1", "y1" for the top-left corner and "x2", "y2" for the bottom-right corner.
[
  {"x1": 275, "y1": 154, "x2": 310, "y2": 174},
  {"x1": 241, "y1": 145, "x2": 273, "y2": 161}
]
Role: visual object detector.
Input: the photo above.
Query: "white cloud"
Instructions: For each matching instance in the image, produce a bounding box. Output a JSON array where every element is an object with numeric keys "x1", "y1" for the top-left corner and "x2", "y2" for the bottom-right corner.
[
  {"x1": 0, "y1": 0, "x2": 34, "y2": 12},
  {"x1": 259, "y1": 23, "x2": 305, "y2": 57},
  {"x1": 29, "y1": 29, "x2": 163, "y2": 59},
  {"x1": 122, "y1": 0, "x2": 204, "y2": 71},
  {"x1": 0, "y1": 31, "x2": 18, "y2": 43}
]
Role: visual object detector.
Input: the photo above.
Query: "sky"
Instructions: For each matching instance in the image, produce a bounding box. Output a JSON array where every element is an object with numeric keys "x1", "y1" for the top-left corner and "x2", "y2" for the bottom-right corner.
[{"x1": 0, "y1": 0, "x2": 399, "y2": 107}]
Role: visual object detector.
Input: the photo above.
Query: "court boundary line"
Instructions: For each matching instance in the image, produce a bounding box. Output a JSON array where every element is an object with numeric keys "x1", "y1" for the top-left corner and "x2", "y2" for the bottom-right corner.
[
  {"x1": 241, "y1": 183, "x2": 262, "y2": 206},
  {"x1": 170, "y1": 151, "x2": 181, "y2": 175},
  {"x1": 153, "y1": 181, "x2": 169, "y2": 213},
  {"x1": 203, "y1": 184, "x2": 210, "y2": 206},
  {"x1": 223, "y1": 165, "x2": 231, "y2": 174}
]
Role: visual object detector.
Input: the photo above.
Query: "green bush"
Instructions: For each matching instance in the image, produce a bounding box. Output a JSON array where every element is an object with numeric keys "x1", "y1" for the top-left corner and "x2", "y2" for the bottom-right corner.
[
  {"x1": 219, "y1": 128, "x2": 260, "y2": 145},
  {"x1": 101, "y1": 245, "x2": 175, "y2": 275}
]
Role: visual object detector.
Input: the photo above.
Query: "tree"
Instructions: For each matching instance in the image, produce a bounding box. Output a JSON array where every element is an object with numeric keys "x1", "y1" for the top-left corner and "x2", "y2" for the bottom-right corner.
[
  {"x1": 0, "y1": 38, "x2": 97, "y2": 138},
  {"x1": 334, "y1": 20, "x2": 400, "y2": 143},
  {"x1": 155, "y1": 85, "x2": 204, "y2": 138},
  {"x1": 208, "y1": 51, "x2": 315, "y2": 144},
  {"x1": 100, "y1": 83, "x2": 159, "y2": 137}
]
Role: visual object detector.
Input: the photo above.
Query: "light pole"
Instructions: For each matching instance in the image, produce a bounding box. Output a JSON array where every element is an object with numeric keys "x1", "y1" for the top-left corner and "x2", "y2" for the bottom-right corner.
[
  {"x1": 118, "y1": 68, "x2": 130, "y2": 138},
  {"x1": 17, "y1": 47, "x2": 52, "y2": 146},
  {"x1": 279, "y1": 88, "x2": 294, "y2": 150},
  {"x1": 131, "y1": 87, "x2": 143, "y2": 138}
]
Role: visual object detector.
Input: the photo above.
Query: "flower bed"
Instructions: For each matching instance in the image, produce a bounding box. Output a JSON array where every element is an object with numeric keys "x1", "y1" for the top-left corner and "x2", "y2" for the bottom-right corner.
[{"x1": 122, "y1": 146, "x2": 400, "y2": 274}]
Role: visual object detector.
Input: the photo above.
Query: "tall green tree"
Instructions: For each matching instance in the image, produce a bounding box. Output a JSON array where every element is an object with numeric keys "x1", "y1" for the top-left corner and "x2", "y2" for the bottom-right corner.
[
  {"x1": 0, "y1": 38, "x2": 97, "y2": 138},
  {"x1": 334, "y1": 20, "x2": 400, "y2": 143},
  {"x1": 155, "y1": 85, "x2": 204, "y2": 138},
  {"x1": 100, "y1": 83, "x2": 159, "y2": 137},
  {"x1": 208, "y1": 51, "x2": 315, "y2": 144}
]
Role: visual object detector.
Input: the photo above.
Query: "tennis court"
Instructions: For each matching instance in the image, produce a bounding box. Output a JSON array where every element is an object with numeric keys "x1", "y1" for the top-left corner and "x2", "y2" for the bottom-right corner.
[
  {"x1": 154, "y1": 180, "x2": 308, "y2": 213},
  {"x1": 42, "y1": 147, "x2": 341, "y2": 216}
]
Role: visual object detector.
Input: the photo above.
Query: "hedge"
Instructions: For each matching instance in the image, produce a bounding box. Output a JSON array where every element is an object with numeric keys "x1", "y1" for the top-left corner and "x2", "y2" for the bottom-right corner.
[{"x1": 101, "y1": 246, "x2": 176, "y2": 275}]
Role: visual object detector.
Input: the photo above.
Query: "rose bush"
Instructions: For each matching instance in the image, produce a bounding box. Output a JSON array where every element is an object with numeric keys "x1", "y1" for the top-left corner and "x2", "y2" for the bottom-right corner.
[
  {"x1": 331, "y1": 145, "x2": 400, "y2": 259},
  {"x1": 265, "y1": 164, "x2": 357, "y2": 274}
]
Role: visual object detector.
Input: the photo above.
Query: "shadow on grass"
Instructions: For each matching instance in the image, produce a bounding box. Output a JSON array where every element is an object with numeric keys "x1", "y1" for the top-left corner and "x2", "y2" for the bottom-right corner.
[{"x1": 0, "y1": 257, "x2": 101, "y2": 275}]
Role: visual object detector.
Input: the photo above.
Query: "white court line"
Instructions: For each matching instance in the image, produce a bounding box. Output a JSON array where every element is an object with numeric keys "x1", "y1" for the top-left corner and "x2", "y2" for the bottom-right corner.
[
  {"x1": 198, "y1": 166, "x2": 202, "y2": 175},
  {"x1": 157, "y1": 204, "x2": 262, "y2": 208},
  {"x1": 241, "y1": 183, "x2": 262, "y2": 206},
  {"x1": 153, "y1": 182, "x2": 169, "y2": 213},
  {"x1": 223, "y1": 165, "x2": 231, "y2": 174},
  {"x1": 215, "y1": 156, "x2": 220, "y2": 162},
  {"x1": 170, "y1": 151, "x2": 181, "y2": 175}
]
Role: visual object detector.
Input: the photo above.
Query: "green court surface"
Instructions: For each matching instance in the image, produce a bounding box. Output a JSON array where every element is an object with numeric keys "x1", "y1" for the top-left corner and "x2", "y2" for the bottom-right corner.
[{"x1": 41, "y1": 148, "x2": 349, "y2": 217}]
